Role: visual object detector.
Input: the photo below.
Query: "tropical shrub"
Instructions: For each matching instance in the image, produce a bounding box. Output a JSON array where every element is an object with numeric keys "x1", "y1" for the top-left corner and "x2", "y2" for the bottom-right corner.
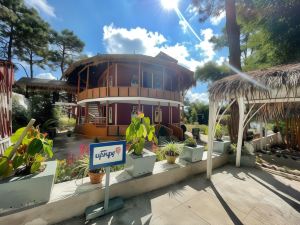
[
  {"x1": 72, "y1": 154, "x2": 104, "y2": 177},
  {"x1": 162, "y1": 142, "x2": 181, "y2": 156},
  {"x1": 184, "y1": 137, "x2": 197, "y2": 147},
  {"x1": 215, "y1": 124, "x2": 223, "y2": 141},
  {"x1": 0, "y1": 126, "x2": 54, "y2": 178},
  {"x1": 126, "y1": 113, "x2": 157, "y2": 156}
]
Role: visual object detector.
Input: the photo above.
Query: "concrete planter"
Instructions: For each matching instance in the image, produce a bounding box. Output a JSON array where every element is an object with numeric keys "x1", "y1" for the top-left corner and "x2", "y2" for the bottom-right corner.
[
  {"x1": 0, "y1": 161, "x2": 57, "y2": 215},
  {"x1": 213, "y1": 140, "x2": 231, "y2": 154},
  {"x1": 228, "y1": 154, "x2": 256, "y2": 167},
  {"x1": 125, "y1": 149, "x2": 156, "y2": 177},
  {"x1": 180, "y1": 145, "x2": 204, "y2": 162}
]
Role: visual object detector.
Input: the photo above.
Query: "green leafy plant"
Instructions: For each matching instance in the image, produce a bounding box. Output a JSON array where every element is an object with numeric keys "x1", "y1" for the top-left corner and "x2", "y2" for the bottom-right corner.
[
  {"x1": 72, "y1": 154, "x2": 104, "y2": 177},
  {"x1": 126, "y1": 113, "x2": 157, "y2": 156},
  {"x1": 0, "y1": 126, "x2": 54, "y2": 178},
  {"x1": 184, "y1": 137, "x2": 197, "y2": 147},
  {"x1": 162, "y1": 142, "x2": 181, "y2": 156},
  {"x1": 215, "y1": 124, "x2": 223, "y2": 141}
]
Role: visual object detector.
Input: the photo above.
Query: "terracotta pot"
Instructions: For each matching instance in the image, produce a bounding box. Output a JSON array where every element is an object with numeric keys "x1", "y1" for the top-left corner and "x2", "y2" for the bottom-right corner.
[
  {"x1": 165, "y1": 154, "x2": 178, "y2": 164},
  {"x1": 152, "y1": 143, "x2": 158, "y2": 152},
  {"x1": 88, "y1": 172, "x2": 105, "y2": 184}
]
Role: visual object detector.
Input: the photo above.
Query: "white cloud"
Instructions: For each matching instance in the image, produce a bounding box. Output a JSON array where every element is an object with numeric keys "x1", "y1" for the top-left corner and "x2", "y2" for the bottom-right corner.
[
  {"x1": 185, "y1": 4, "x2": 198, "y2": 22},
  {"x1": 186, "y1": 90, "x2": 209, "y2": 103},
  {"x1": 25, "y1": 0, "x2": 56, "y2": 17},
  {"x1": 216, "y1": 56, "x2": 225, "y2": 65},
  {"x1": 85, "y1": 51, "x2": 94, "y2": 57},
  {"x1": 179, "y1": 20, "x2": 188, "y2": 33},
  {"x1": 195, "y1": 28, "x2": 215, "y2": 62},
  {"x1": 102, "y1": 24, "x2": 204, "y2": 71},
  {"x1": 36, "y1": 72, "x2": 56, "y2": 80},
  {"x1": 210, "y1": 11, "x2": 225, "y2": 25}
]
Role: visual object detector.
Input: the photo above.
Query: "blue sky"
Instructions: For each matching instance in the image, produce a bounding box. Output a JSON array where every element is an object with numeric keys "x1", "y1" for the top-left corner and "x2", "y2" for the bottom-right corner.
[{"x1": 19, "y1": 0, "x2": 228, "y2": 103}]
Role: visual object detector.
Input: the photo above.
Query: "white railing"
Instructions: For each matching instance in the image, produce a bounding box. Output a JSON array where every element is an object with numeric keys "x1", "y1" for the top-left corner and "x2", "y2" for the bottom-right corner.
[{"x1": 0, "y1": 137, "x2": 10, "y2": 156}]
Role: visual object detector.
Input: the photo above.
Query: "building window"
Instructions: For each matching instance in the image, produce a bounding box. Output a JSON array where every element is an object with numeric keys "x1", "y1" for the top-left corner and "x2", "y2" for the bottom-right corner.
[
  {"x1": 154, "y1": 107, "x2": 162, "y2": 123},
  {"x1": 131, "y1": 74, "x2": 138, "y2": 86}
]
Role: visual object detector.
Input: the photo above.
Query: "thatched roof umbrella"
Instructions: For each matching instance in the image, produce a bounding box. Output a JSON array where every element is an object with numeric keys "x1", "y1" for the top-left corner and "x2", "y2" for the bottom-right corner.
[{"x1": 206, "y1": 63, "x2": 300, "y2": 179}]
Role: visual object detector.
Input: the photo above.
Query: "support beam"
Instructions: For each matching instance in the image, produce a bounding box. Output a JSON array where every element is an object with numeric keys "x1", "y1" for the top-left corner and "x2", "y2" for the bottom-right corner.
[
  {"x1": 86, "y1": 66, "x2": 90, "y2": 91},
  {"x1": 77, "y1": 73, "x2": 80, "y2": 95},
  {"x1": 236, "y1": 97, "x2": 245, "y2": 167},
  {"x1": 106, "y1": 101, "x2": 108, "y2": 126},
  {"x1": 138, "y1": 62, "x2": 141, "y2": 96},
  {"x1": 207, "y1": 99, "x2": 217, "y2": 179},
  {"x1": 115, "y1": 63, "x2": 118, "y2": 86},
  {"x1": 115, "y1": 103, "x2": 117, "y2": 125},
  {"x1": 168, "y1": 102, "x2": 171, "y2": 124},
  {"x1": 85, "y1": 103, "x2": 89, "y2": 123}
]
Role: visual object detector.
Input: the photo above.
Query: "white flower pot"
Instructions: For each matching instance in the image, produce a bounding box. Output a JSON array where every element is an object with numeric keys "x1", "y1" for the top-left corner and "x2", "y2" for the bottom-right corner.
[
  {"x1": 0, "y1": 161, "x2": 57, "y2": 215},
  {"x1": 180, "y1": 145, "x2": 204, "y2": 162},
  {"x1": 213, "y1": 140, "x2": 231, "y2": 154},
  {"x1": 125, "y1": 149, "x2": 156, "y2": 177}
]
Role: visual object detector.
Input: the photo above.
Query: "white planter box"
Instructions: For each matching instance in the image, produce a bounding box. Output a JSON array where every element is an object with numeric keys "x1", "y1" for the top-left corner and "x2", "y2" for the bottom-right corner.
[
  {"x1": 0, "y1": 161, "x2": 57, "y2": 215},
  {"x1": 213, "y1": 140, "x2": 231, "y2": 154},
  {"x1": 180, "y1": 145, "x2": 204, "y2": 162},
  {"x1": 125, "y1": 149, "x2": 156, "y2": 177},
  {"x1": 228, "y1": 154, "x2": 256, "y2": 167}
]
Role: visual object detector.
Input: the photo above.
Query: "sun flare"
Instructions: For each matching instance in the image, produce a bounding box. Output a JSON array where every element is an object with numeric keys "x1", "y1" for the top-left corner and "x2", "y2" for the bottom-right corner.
[{"x1": 161, "y1": 0, "x2": 179, "y2": 10}]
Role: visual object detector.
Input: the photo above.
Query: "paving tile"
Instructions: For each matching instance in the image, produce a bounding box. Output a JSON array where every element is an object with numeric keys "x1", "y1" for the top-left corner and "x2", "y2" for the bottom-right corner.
[
  {"x1": 183, "y1": 191, "x2": 240, "y2": 225},
  {"x1": 151, "y1": 204, "x2": 210, "y2": 225}
]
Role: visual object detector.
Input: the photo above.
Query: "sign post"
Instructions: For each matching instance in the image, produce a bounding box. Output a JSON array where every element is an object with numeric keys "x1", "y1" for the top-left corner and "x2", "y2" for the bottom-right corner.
[{"x1": 85, "y1": 140, "x2": 126, "y2": 221}]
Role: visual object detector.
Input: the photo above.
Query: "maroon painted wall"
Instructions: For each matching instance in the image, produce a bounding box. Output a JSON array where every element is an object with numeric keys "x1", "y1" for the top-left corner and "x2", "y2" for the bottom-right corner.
[
  {"x1": 117, "y1": 103, "x2": 135, "y2": 125},
  {"x1": 172, "y1": 106, "x2": 180, "y2": 123},
  {"x1": 161, "y1": 106, "x2": 169, "y2": 124},
  {"x1": 143, "y1": 105, "x2": 152, "y2": 123}
]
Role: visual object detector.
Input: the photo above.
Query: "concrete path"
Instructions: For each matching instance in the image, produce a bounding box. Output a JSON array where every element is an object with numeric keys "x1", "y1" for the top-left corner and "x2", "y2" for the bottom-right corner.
[{"x1": 56, "y1": 165, "x2": 300, "y2": 225}]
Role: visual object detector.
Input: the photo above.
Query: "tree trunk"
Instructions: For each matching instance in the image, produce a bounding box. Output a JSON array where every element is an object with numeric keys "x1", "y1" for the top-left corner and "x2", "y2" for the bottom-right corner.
[
  {"x1": 60, "y1": 46, "x2": 65, "y2": 80},
  {"x1": 225, "y1": 0, "x2": 241, "y2": 143},
  {"x1": 225, "y1": 0, "x2": 241, "y2": 70}
]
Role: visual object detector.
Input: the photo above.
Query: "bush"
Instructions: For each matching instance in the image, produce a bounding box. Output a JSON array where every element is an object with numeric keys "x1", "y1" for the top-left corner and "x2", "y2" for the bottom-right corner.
[
  {"x1": 215, "y1": 124, "x2": 223, "y2": 141},
  {"x1": 162, "y1": 142, "x2": 181, "y2": 156},
  {"x1": 184, "y1": 137, "x2": 197, "y2": 147}
]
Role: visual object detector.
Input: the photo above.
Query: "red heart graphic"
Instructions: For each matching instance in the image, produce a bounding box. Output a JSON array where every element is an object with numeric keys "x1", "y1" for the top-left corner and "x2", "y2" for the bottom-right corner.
[{"x1": 115, "y1": 147, "x2": 121, "y2": 155}]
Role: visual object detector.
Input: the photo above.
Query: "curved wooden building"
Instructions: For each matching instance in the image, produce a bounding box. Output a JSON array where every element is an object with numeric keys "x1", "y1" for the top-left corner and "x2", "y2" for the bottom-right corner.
[{"x1": 63, "y1": 52, "x2": 195, "y2": 139}]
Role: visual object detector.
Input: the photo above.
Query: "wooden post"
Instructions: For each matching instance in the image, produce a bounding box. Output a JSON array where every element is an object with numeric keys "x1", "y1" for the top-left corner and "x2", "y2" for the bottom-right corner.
[
  {"x1": 115, "y1": 103, "x2": 117, "y2": 125},
  {"x1": 106, "y1": 101, "x2": 108, "y2": 126},
  {"x1": 77, "y1": 73, "x2": 80, "y2": 95},
  {"x1": 138, "y1": 100, "x2": 141, "y2": 112},
  {"x1": 85, "y1": 103, "x2": 89, "y2": 123},
  {"x1": 151, "y1": 105, "x2": 153, "y2": 124},
  {"x1": 158, "y1": 102, "x2": 161, "y2": 124},
  {"x1": 207, "y1": 99, "x2": 217, "y2": 179},
  {"x1": 152, "y1": 72, "x2": 154, "y2": 88},
  {"x1": 178, "y1": 104, "x2": 180, "y2": 123},
  {"x1": 107, "y1": 61, "x2": 109, "y2": 96},
  {"x1": 168, "y1": 102, "x2": 171, "y2": 124},
  {"x1": 86, "y1": 67, "x2": 89, "y2": 91},
  {"x1": 115, "y1": 63, "x2": 118, "y2": 86},
  {"x1": 236, "y1": 97, "x2": 245, "y2": 167},
  {"x1": 138, "y1": 61, "x2": 141, "y2": 96},
  {"x1": 162, "y1": 67, "x2": 165, "y2": 90},
  {"x1": 171, "y1": 105, "x2": 173, "y2": 124}
]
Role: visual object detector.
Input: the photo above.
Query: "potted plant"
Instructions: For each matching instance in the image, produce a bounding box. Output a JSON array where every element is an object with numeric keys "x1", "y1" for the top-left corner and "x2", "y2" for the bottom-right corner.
[
  {"x1": 124, "y1": 113, "x2": 157, "y2": 177},
  {"x1": 0, "y1": 123, "x2": 56, "y2": 213},
  {"x1": 180, "y1": 137, "x2": 204, "y2": 162},
  {"x1": 73, "y1": 155, "x2": 105, "y2": 184},
  {"x1": 162, "y1": 143, "x2": 180, "y2": 164},
  {"x1": 213, "y1": 124, "x2": 230, "y2": 153}
]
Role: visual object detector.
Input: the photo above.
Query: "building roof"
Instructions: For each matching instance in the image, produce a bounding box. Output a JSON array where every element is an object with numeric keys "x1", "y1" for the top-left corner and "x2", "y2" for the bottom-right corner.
[
  {"x1": 15, "y1": 77, "x2": 77, "y2": 93},
  {"x1": 63, "y1": 53, "x2": 195, "y2": 89},
  {"x1": 209, "y1": 63, "x2": 300, "y2": 101}
]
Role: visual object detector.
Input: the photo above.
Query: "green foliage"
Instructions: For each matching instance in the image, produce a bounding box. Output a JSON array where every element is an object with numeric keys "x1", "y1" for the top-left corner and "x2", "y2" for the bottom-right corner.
[
  {"x1": 55, "y1": 159, "x2": 77, "y2": 183},
  {"x1": 72, "y1": 154, "x2": 104, "y2": 177},
  {"x1": 184, "y1": 101, "x2": 209, "y2": 125},
  {"x1": 184, "y1": 137, "x2": 197, "y2": 148},
  {"x1": 155, "y1": 149, "x2": 165, "y2": 161},
  {"x1": 126, "y1": 113, "x2": 157, "y2": 156},
  {"x1": 215, "y1": 124, "x2": 223, "y2": 141},
  {"x1": 0, "y1": 125, "x2": 54, "y2": 178},
  {"x1": 50, "y1": 29, "x2": 85, "y2": 75},
  {"x1": 29, "y1": 93, "x2": 54, "y2": 126},
  {"x1": 162, "y1": 142, "x2": 181, "y2": 156},
  {"x1": 195, "y1": 61, "x2": 231, "y2": 82}
]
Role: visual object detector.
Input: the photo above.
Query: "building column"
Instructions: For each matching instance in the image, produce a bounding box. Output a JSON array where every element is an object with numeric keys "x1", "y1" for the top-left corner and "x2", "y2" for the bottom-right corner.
[
  {"x1": 77, "y1": 72, "x2": 80, "y2": 95},
  {"x1": 138, "y1": 61, "x2": 141, "y2": 96},
  {"x1": 236, "y1": 97, "x2": 245, "y2": 167},
  {"x1": 106, "y1": 101, "x2": 108, "y2": 126},
  {"x1": 115, "y1": 63, "x2": 118, "y2": 86},
  {"x1": 115, "y1": 103, "x2": 118, "y2": 125},
  {"x1": 158, "y1": 102, "x2": 161, "y2": 124},
  {"x1": 207, "y1": 98, "x2": 217, "y2": 179},
  {"x1": 178, "y1": 104, "x2": 180, "y2": 124},
  {"x1": 151, "y1": 105, "x2": 154, "y2": 124},
  {"x1": 168, "y1": 102, "x2": 171, "y2": 124},
  {"x1": 85, "y1": 103, "x2": 89, "y2": 123}
]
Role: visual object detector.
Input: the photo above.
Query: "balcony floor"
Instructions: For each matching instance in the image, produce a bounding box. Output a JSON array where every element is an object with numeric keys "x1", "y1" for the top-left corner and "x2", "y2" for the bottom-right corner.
[{"x1": 56, "y1": 165, "x2": 300, "y2": 225}]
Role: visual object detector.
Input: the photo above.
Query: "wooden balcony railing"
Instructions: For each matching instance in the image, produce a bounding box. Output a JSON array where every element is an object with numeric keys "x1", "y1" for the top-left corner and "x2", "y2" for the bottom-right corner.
[{"x1": 78, "y1": 87, "x2": 183, "y2": 102}]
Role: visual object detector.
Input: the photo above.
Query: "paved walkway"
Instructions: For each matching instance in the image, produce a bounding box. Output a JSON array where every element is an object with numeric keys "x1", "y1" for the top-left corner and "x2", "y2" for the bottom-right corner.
[{"x1": 57, "y1": 165, "x2": 300, "y2": 225}]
